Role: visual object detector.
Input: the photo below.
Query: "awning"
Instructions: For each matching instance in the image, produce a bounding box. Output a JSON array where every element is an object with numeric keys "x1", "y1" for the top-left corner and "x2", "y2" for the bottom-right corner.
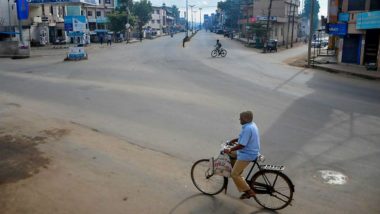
[
  {"x1": 94, "y1": 29, "x2": 108, "y2": 33},
  {"x1": 0, "y1": 32, "x2": 19, "y2": 35}
]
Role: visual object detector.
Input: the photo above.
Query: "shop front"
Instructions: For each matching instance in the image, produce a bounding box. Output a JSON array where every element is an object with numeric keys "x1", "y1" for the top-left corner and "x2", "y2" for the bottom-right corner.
[{"x1": 357, "y1": 11, "x2": 380, "y2": 69}]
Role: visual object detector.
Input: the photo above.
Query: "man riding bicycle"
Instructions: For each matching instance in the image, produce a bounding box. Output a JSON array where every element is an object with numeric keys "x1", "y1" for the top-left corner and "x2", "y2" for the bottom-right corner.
[
  {"x1": 215, "y1": 39, "x2": 222, "y2": 51},
  {"x1": 224, "y1": 111, "x2": 260, "y2": 199}
]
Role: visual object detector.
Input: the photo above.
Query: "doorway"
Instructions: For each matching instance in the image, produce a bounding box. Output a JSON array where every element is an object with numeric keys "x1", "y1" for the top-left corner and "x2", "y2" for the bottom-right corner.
[
  {"x1": 364, "y1": 30, "x2": 380, "y2": 65},
  {"x1": 342, "y1": 34, "x2": 361, "y2": 64}
]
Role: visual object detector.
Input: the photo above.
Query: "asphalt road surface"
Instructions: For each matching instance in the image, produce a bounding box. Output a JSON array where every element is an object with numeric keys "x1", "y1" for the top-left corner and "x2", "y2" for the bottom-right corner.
[{"x1": 0, "y1": 31, "x2": 379, "y2": 213}]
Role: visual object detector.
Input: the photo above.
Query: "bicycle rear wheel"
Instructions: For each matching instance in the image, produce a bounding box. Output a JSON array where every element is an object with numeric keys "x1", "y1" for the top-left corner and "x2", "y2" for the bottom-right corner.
[
  {"x1": 220, "y1": 49, "x2": 227, "y2": 57},
  {"x1": 191, "y1": 159, "x2": 226, "y2": 195},
  {"x1": 250, "y1": 170, "x2": 294, "y2": 210},
  {"x1": 211, "y1": 50, "x2": 218, "y2": 57}
]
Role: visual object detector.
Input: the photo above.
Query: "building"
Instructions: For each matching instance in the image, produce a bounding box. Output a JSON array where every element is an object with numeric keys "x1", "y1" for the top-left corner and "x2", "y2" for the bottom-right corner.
[
  {"x1": 145, "y1": 4, "x2": 175, "y2": 36},
  {"x1": 327, "y1": 0, "x2": 380, "y2": 70},
  {"x1": 84, "y1": 0, "x2": 115, "y2": 32},
  {"x1": 238, "y1": 0, "x2": 300, "y2": 46},
  {"x1": 28, "y1": 4, "x2": 67, "y2": 45}
]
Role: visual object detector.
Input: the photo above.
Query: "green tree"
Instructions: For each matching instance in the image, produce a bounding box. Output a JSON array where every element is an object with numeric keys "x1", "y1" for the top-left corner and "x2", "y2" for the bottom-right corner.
[
  {"x1": 132, "y1": 0, "x2": 153, "y2": 30},
  {"x1": 107, "y1": 0, "x2": 136, "y2": 33},
  {"x1": 249, "y1": 22, "x2": 267, "y2": 38},
  {"x1": 107, "y1": 12, "x2": 128, "y2": 33},
  {"x1": 117, "y1": 0, "x2": 133, "y2": 12},
  {"x1": 217, "y1": 0, "x2": 240, "y2": 29},
  {"x1": 171, "y1": 5, "x2": 180, "y2": 24},
  {"x1": 302, "y1": 0, "x2": 320, "y2": 32}
]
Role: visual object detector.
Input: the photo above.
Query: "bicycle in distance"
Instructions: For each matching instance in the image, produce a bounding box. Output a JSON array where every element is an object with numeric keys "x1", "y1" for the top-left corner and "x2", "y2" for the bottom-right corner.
[
  {"x1": 211, "y1": 47, "x2": 227, "y2": 58},
  {"x1": 191, "y1": 141, "x2": 295, "y2": 210}
]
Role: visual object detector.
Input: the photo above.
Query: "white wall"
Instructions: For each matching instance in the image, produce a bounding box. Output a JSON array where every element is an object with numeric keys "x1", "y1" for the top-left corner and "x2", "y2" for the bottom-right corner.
[{"x1": 0, "y1": 0, "x2": 17, "y2": 26}]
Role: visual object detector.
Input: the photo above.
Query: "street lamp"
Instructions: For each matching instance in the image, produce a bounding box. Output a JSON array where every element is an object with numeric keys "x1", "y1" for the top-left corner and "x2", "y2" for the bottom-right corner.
[
  {"x1": 189, "y1": 5, "x2": 195, "y2": 33},
  {"x1": 186, "y1": 0, "x2": 189, "y2": 37},
  {"x1": 193, "y1": 11, "x2": 197, "y2": 32},
  {"x1": 199, "y1": 8, "x2": 202, "y2": 30}
]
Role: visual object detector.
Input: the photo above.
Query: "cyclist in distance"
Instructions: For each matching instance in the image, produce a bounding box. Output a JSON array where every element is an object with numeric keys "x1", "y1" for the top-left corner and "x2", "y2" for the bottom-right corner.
[{"x1": 224, "y1": 111, "x2": 261, "y2": 199}]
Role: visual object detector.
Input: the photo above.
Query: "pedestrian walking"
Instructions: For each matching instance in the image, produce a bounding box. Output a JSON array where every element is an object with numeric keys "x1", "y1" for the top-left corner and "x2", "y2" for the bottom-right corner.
[
  {"x1": 139, "y1": 32, "x2": 143, "y2": 42},
  {"x1": 99, "y1": 35, "x2": 104, "y2": 45},
  {"x1": 107, "y1": 34, "x2": 112, "y2": 46}
]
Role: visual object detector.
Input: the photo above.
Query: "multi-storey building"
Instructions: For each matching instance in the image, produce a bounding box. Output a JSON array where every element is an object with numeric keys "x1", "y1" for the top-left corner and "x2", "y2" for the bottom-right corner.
[
  {"x1": 15, "y1": 0, "x2": 114, "y2": 45},
  {"x1": 237, "y1": 0, "x2": 300, "y2": 46},
  {"x1": 327, "y1": 0, "x2": 380, "y2": 69},
  {"x1": 83, "y1": 0, "x2": 115, "y2": 32},
  {"x1": 145, "y1": 4, "x2": 175, "y2": 36}
]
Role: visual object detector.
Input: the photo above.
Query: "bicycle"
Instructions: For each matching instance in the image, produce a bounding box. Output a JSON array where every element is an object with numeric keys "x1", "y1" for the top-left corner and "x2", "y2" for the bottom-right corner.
[
  {"x1": 211, "y1": 48, "x2": 227, "y2": 58},
  {"x1": 191, "y1": 142, "x2": 295, "y2": 210}
]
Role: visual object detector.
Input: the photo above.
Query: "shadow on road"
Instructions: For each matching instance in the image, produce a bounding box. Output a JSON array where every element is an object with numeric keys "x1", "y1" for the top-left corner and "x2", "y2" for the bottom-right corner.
[{"x1": 261, "y1": 71, "x2": 380, "y2": 212}]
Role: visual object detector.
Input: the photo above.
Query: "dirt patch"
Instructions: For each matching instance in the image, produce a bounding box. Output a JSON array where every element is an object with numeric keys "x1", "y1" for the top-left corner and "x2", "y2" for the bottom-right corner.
[
  {"x1": 0, "y1": 134, "x2": 50, "y2": 185},
  {"x1": 40, "y1": 128, "x2": 70, "y2": 139},
  {"x1": 284, "y1": 53, "x2": 308, "y2": 68}
]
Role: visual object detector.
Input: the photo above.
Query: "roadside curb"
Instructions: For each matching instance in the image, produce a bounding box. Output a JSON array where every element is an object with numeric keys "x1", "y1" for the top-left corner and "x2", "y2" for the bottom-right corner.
[{"x1": 312, "y1": 64, "x2": 380, "y2": 80}]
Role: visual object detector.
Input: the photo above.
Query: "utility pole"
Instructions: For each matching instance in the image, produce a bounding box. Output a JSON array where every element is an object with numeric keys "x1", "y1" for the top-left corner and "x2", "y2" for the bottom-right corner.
[
  {"x1": 186, "y1": 0, "x2": 189, "y2": 37},
  {"x1": 189, "y1": 5, "x2": 195, "y2": 33},
  {"x1": 193, "y1": 11, "x2": 197, "y2": 31},
  {"x1": 286, "y1": 2, "x2": 291, "y2": 49},
  {"x1": 7, "y1": 0, "x2": 12, "y2": 27},
  {"x1": 290, "y1": 0, "x2": 297, "y2": 47},
  {"x1": 265, "y1": 0, "x2": 273, "y2": 52},
  {"x1": 199, "y1": 8, "x2": 202, "y2": 30},
  {"x1": 307, "y1": 0, "x2": 315, "y2": 67}
]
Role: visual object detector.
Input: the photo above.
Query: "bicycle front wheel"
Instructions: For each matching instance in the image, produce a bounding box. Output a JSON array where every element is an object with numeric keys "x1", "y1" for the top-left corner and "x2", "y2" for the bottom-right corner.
[
  {"x1": 191, "y1": 159, "x2": 226, "y2": 195},
  {"x1": 211, "y1": 50, "x2": 218, "y2": 57},
  {"x1": 250, "y1": 170, "x2": 294, "y2": 210},
  {"x1": 220, "y1": 49, "x2": 227, "y2": 57}
]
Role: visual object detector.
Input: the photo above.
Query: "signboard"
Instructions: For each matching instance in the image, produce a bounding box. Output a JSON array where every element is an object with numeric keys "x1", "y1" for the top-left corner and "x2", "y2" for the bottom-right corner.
[
  {"x1": 68, "y1": 31, "x2": 84, "y2": 37},
  {"x1": 64, "y1": 16, "x2": 87, "y2": 32},
  {"x1": 73, "y1": 18, "x2": 86, "y2": 31},
  {"x1": 338, "y1": 13, "x2": 349, "y2": 22},
  {"x1": 256, "y1": 16, "x2": 277, "y2": 21},
  {"x1": 29, "y1": 0, "x2": 97, "y2": 5},
  {"x1": 357, "y1": 11, "x2": 380, "y2": 30},
  {"x1": 67, "y1": 47, "x2": 86, "y2": 60},
  {"x1": 327, "y1": 23, "x2": 347, "y2": 36},
  {"x1": 16, "y1": 0, "x2": 29, "y2": 20}
]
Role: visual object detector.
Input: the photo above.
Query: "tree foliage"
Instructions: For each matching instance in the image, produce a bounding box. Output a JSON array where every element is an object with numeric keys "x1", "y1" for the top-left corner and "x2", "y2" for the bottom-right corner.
[
  {"x1": 132, "y1": 0, "x2": 153, "y2": 30},
  {"x1": 249, "y1": 22, "x2": 267, "y2": 38},
  {"x1": 108, "y1": 0, "x2": 151, "y2": 32},
  {"x1": 302, "y1": 0, "x2": 320, "y2": 32},
  {"x1": 171, "y1": 5, "x2": 180, "y2": 24},
  {"x1": 217, "y1": 0, "x2": 240, "y2": 29},
  {"x1": 107, "y1": 12, "x2": 127, "y2": 33}
]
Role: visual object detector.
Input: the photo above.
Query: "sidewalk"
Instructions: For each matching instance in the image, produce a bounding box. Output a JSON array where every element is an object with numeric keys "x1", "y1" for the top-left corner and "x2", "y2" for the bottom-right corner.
[{"x1": 313, "y1": 63, "x2": 380, "y2": 79}]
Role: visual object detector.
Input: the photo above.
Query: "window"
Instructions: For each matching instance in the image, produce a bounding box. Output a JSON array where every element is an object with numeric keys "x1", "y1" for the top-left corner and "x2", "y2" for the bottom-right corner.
[
  {"x1": 87, "y1": 11, "x2": 93, "y2": 16},
  {"x1": 348, "y1": 0, "x2": 365, "y2": 11},
  {"x1": 50, "y1": 6, "x2": 53, "y2": 15},
  {"x1": 98, "y1": 0, "x2": 101, "y2": 4},
  {"x1": 105, "y1": 0, "x2": 110, "y2": 4},
  {"x1": 157, "y1": 20, "x2": 160, "y2": 24},
  {"x1": 151, "y1": 20, "x2": 155, "y2": 23},
  {"x1": 157, "y1": 10, "x2": 160, "y2": 14},
  {"x1": 96, "y1": 11, "x2": 101, "y2": 17}
]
